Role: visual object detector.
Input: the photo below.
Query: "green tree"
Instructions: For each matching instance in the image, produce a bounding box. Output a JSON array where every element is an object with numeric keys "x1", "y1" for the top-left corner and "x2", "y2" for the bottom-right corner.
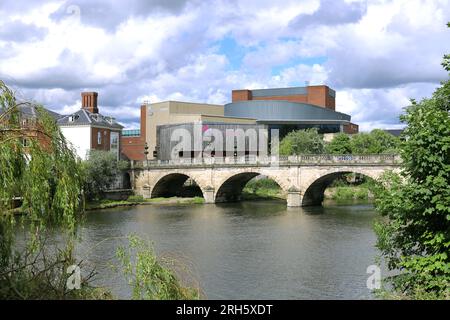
[
  {"x1": 0, "y1": 80, "x2": 86, "y2": 298},
  {"x1": 325, "y1": 132, "x2": 352, "y2": 154},
  {"x1": 369, "y1": 129, "x2": 400, "y2": 153},
  {"x1": 279, "y1": 128, "x2": 324, "y2": 155},
  {"x1": 373, "y1": 48, "x2": 450, "y2": 299},
  {"x1": 82, "y1": 149, "x2": 127, "y2": 201},
  {"x1": 349, "y1": 132, "x2": 378, "y2": 154},
  {"x1": 0, "y1": 81, "x2": 197, "y2": 300}
]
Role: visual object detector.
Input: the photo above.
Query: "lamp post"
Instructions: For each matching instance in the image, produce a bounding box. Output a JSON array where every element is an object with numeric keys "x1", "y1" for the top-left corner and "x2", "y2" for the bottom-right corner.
[{"x1": 144, "y1": 142, "x2": 150, "y2": 198}]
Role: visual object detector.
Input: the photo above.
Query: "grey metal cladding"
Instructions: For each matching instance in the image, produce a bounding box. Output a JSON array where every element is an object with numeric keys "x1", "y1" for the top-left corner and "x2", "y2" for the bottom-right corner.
[
  {"x1": 250, "y1": 87, "x2": 307, "y2": 97},
  {"x1": 224, "y1": 100, "x2": 351, "y2": 121}
]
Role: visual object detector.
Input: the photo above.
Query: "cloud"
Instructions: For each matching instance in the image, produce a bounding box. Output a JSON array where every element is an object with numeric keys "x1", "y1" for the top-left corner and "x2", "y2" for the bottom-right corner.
[
  {"x1": 324, "y1": 1, "x2": 450, "y2": 89},
  {"x1": 0, "y1": 20, "x2": 48, "y2": 42},
  {"x1": 0, "y1": 0, "x2": 448, "y2": 131},
  {"x1": 50, "y1": 0, "x2": 194, "y2": 30},
  {"x1": 290, "y1": 0, "x2": 367, "y2": 29}
]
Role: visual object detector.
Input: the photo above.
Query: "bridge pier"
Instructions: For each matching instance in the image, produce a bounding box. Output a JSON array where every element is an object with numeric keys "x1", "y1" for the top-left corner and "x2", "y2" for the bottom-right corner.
[
  {"x1": 287, "y1": 190, "x2": 302, "y2": 207},
  {"x1": 203, "y1": 188, "x2": 215, "y2": 204}
]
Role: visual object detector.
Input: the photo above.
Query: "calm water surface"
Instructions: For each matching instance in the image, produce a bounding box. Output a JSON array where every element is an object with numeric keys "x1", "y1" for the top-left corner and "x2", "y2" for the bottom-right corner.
[{"x1": 76, "y1": 200, "x2": 379, "y2": 299}]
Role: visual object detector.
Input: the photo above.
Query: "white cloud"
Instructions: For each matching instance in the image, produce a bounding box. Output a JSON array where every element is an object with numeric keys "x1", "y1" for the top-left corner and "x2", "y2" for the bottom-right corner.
[{"x1": 0, "y1": 0, "x2": 448, "y2": 131}]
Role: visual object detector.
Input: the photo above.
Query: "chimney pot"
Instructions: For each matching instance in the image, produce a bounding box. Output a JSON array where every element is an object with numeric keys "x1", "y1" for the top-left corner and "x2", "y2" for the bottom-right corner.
[{"x1": 81, "y1": 92, "x2": 99, "y2": 113}]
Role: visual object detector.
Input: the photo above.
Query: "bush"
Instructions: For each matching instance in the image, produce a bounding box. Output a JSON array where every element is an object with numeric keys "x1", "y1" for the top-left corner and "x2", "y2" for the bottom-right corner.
[
  {"x1": 115, "y1": 235, "x2": 200, "y2": 300},
  {"x1": 279, "y1": 128, "x2": 325, "y2": 155},
  {"x1": 127, "y1": 195, "x2": 144, "y2": 203}
]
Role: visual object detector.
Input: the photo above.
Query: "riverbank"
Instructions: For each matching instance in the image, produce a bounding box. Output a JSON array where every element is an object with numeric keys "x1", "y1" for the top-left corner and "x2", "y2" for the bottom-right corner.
[
  {"x1": 242, "y1": 179, "x2": 374, "y2": 202},
  {"x1": 86, "y1": 196, "x2": 205, "y2": 210}
]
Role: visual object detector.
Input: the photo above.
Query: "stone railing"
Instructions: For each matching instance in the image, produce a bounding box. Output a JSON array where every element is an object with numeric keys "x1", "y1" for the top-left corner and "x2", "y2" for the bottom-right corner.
[{"x1": 130, "y1": 154, "x2": 401, "y2": 168}]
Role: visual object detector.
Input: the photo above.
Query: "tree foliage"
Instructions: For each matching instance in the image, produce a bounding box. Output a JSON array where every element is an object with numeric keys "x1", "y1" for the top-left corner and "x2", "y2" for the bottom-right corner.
[
  {"x1": 0, "y1": 81, "x2": 83, "y2": 258},
  {"x1": 373, "y1": 50, "x2": 450, "y2": 299},
  {"x1": 325, "y1": 132, "x2": 352, "y2": 154},
  {"x1": 82, "y1": 149, "x2": 124, "y2": 201},
  {"x1": 116, "y1": 235, "x2": 200, "y2": 300},
  {"x1": 279, "y1": 128, "x2": 324, "y2": 155},
  {"x1": 325, "y1": 129, "x2": 400, "y2": 155}
]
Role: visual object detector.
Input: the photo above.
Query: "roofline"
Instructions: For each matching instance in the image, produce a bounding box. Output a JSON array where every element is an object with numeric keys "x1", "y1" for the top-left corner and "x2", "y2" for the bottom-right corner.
[
  {"x1": 225, "y1": 100, "x2": 350, "y2": 117},
  {"x1": 150, "y1": 101, "x2": 224, "y2": 108}
]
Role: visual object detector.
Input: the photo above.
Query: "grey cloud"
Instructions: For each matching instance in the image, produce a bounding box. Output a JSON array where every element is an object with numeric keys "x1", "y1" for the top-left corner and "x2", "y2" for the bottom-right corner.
[
  {"x1": 50, "y1": 0, "x2": 194, "y2": 30},
  {"x1": 0, "y1": 20, "x2": 48, "y2": 42},
  {"x1": 326, "y1": 30, "x2": 449, "y2": 89},
  {"x1": 349, "y1": 83, "x2": 439, "y2": 126},
  {"x1": 0, "y1": 0, "x2": 43, "y2": 14},
  {"x1": 290, "y1": 0, "x2": 366, "y2": 29},
  {"x1": 1, "y1": 49, "x2": 115, "y2": 90}
]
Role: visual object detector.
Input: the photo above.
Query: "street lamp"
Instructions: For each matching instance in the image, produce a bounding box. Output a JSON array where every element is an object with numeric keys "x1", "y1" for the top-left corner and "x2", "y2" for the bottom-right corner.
[{"x1": 144, "y1": 142, "x2": 150, "y2": 197}]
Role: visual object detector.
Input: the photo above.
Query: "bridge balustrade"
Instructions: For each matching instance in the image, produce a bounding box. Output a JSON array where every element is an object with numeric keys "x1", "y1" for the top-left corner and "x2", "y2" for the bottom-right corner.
[{"x1": 132, "y1": 154, "x2": 401, "y2": 168}]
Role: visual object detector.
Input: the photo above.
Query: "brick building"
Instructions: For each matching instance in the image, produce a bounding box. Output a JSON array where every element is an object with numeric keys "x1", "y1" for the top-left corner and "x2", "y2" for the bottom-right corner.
[{"x1": 57, "y1": 92, "x2": 123, "y2": 160}]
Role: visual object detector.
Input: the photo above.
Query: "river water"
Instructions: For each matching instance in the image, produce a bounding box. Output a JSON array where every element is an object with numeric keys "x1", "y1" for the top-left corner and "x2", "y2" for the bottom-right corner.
[{"x1": 75, "y1": 200, "x2": 380, "y2": 299}]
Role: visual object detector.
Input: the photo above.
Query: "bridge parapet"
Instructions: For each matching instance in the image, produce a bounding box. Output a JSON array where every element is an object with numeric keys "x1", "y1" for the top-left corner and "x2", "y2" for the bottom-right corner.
[{"x1": 131, "y1": 154, "x2": 401, "y2": 168}]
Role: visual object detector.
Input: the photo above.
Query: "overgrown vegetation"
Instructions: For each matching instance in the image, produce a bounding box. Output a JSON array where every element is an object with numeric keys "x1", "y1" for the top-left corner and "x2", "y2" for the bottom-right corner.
[
  {"x1": 0, "y1": 80, "x2": 85, "y2": 298},
  {"x1": 82, "y1": 149, "x2": 128, "y2": 201},
  {"x1": 115, "y1": 235, "x2": 200, "y2": 300},
  {"x1": 242, "y1": 177, "x2": 284, "y2": 200},
  {"x1": 0, "y1": 81, "x2": 198, "y2": 300},
  {"x1": 372, "y1": 41, "x2": 450, "y2": 299},
  {"x1": 279, "y1": 127, "x2": 400, "y2": 156},
  {"x1": 279, "y1": 128, "x2": 325, "y2": 155}
]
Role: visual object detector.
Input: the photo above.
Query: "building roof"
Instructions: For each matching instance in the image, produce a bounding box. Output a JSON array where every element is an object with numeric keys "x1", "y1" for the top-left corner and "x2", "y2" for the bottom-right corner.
[
  {"x1": 9, "y1": 104, "x2": 63, "y2": 120},
  {"x1": 57, "y1": 108, "x2": 123, "y2": 129},
  {"x1": 225, "y1": 100, "x2": 351, "y2": 122},
  {"x1": 383, "y1": 129, "x2": 404, "y2": 137}
]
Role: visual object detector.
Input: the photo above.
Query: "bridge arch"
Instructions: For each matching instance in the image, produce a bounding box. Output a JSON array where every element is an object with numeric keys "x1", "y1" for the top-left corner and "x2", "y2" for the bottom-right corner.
[
  {"x1": 215, "y1": 171, "x2": 286, "y2": 203},
  {"x1": 301, "y1": 169, "x2": 380, "y2": 206},
  {"x1": 151, "y1": 172, "x2": 206, "y2": 199}
]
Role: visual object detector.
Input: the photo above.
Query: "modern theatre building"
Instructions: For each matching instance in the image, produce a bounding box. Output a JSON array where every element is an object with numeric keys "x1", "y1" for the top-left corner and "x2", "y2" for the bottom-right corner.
[
  {"x1": 121, "y1": 84, "x2": 359, "y2": 160},
  {"x1": 227, "y1": 85, "x2": 358, "y2": 136}
]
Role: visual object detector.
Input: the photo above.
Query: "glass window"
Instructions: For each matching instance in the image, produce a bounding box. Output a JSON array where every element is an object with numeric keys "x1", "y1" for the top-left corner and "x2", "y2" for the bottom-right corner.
[{"x1": 97, "y1": 131, "x2": 101, "y2": 144}]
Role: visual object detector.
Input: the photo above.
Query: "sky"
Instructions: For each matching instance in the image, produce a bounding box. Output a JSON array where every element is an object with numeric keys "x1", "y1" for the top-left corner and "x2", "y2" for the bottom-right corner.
[{"x1": 0, "y1": 0, "x2": 449, "y2": 131}]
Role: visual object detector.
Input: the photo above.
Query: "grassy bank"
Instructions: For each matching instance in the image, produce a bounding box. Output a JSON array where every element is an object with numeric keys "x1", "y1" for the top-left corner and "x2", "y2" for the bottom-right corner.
[
  {"x1": 242, "y1": 177, "x2": 375, "y2": 202},
  {"x1": 86, "y1": 196, "x2": 204, "y2": 210},
  {"x1": 325, "y1": 185, "x2": 373, "y2": 201},
  {"x1": 242, "y1": 178, "x2": 285, "y2": 200}
]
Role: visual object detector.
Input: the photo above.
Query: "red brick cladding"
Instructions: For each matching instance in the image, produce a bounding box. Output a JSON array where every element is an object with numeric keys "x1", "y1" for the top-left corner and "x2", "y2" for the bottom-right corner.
[
  {"x1": 343, "y1": 122, "x2": 359, "y2": 134},
  {"x1": 232, "y1": 85, "x2": 335, "y2": 110},
  {"x1": 120, "y1": 105, "x2": 147, "y2": 160},
  {"x1": 91, "y1": 127, "x2": 111, "y2": 151},
  {"x1": 81, "y1": 92, "x2": 99, "y2": 114}
]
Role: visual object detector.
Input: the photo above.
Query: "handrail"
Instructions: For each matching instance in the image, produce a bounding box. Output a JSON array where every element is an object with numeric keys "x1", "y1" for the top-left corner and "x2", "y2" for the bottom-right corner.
[{"x1": 130, "y1": 154, "x2": 401, "y2": 168}]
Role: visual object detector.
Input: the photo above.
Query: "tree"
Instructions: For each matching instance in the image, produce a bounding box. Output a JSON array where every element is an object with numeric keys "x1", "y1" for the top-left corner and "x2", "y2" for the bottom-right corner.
[
  {"x1": 325, "y1": 132, "x2": 352, "y2": 154},
  {"x1": 373, "y1": 47, "x2": 450, "y2": 299},
  {"x1": 368, "y1": 129, "x2": 400, "y2": 153},
  {"x1": 82, "y1": 149, "x2": 125, "y2": 201},
  {"x1": 279, "y1": 128, "x2": 324, "y2": 155},
  {"x1": 0, "y1": 80, "x2": 86, "y2": 298}
]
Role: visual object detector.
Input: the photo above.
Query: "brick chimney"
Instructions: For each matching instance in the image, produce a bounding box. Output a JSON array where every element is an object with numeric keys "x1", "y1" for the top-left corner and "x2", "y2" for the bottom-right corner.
[{"x1": 81, "y1": 92, "x2": 99, "y2": 113}]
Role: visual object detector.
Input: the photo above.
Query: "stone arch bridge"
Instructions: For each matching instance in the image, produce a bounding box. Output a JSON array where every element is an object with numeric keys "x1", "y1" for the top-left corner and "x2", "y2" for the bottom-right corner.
[{"x1": 130, "y1": 155, "x2": 401, "y2": 207}]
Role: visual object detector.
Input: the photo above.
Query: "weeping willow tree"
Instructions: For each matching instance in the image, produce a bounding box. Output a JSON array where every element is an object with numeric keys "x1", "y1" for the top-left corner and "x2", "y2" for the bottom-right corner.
[
  {"x1": 0, "y1": 80, "x2": 89, "y2": 298},
  {"x1": 0, "y1": 81, "x2": 199, "y2": 300}
]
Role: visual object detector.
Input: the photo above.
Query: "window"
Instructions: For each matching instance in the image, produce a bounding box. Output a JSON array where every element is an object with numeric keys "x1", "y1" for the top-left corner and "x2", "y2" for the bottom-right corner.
[
  {"x1": 97, "y1": 131, "x2": 102, "y2": 144},
  {"x1": 22, "y1": 138, "x2": 29, "y2": 147},
  {"x1": 110, "y1": 133, "x2": 118, "y2": 151}
]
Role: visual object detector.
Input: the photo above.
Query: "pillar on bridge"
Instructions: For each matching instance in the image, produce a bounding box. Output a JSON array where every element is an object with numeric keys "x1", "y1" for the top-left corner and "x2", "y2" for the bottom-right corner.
[
  {"x1": 203, "y1": 187, "x2": 215, "y2": 204},
  {"x1": 142, "y1": 184, "x2": 152, "y2": 199},
  {"x1": 287, "y1": 187, "x2": 302, "y2": 207}
]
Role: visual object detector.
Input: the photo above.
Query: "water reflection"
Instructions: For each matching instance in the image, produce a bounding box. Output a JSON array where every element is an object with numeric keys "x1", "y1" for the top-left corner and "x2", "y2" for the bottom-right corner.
[{"x1": 76, "y1": 200, "x2": 378, "y2": 299}]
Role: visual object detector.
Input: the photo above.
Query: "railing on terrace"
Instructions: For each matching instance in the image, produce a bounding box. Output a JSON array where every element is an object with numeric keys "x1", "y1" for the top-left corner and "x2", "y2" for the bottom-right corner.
[{"x1": 130, "y1": 154, "x2": 401, "y2": 168}]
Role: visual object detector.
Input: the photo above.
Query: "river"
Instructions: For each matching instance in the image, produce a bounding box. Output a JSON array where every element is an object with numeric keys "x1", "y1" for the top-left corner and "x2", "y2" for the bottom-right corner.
[{"x1": 75, "y1": 200, "x2": 380, "y2": 299}]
